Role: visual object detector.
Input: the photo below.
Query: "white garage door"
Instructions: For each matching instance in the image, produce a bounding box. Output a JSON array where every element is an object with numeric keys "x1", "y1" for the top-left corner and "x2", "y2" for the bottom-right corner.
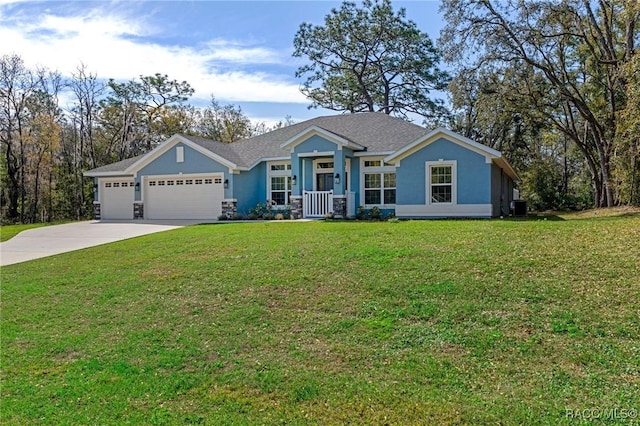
[
  {"x1": 101, "y1": 179, "x2": 134, "y2": 219},
  {"x1": 145, "y1": 175, "x2": 224, "y2": 219}
]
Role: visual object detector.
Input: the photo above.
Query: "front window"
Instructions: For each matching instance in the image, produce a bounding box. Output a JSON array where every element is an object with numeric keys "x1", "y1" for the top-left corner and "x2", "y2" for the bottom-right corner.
[
  {"x1": 270, "y1": 176, "x2": 292, "y2": 206},
  {"x1": 428, "y1": 163, "x2": 455, "y2": 204},
  {"x1": 268, "y1": 161, "x2": 292, "y2": 207},
  {"x1": 362, "y1": 157, "x2": 396, "y2": 206},
  {"x1": 364, "y1": 172, "x2": 396, "y2": 205}
]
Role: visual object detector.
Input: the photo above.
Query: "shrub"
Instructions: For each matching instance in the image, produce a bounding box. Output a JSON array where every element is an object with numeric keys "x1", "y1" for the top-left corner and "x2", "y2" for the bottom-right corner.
[{"x1": 369, "y1": 206, "x2": 382, "y2": 220}]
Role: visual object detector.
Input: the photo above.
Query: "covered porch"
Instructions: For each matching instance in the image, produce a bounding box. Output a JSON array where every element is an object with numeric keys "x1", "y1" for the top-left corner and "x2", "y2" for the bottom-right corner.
[
  {"x1": 288, "y1": 152, "x2": 356, "y2": 219},
  {"x1": 280, "y1": 125, "x2": 364, "y2": 219}
]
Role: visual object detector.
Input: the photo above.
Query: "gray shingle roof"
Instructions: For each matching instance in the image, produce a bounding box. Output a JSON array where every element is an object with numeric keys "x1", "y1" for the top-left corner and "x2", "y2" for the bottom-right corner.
[
  {"x1": 179, "y1": 135, "x2": 248, "y2": 167},
  {"x1": 86, "y1": 112, "x2": 430, "y2": 173},
  {"x1": 85, "y1": 155, "x2": 144, "y2": 174},
  {"x1": 201, "y1": 112, "x2": 430, "y2": 168}
]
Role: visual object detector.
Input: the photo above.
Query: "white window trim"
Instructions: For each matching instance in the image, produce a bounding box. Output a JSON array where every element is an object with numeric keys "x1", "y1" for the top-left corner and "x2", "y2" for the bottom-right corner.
[
  {"x1": 176, "y1": 146, "x2": 184, "y2": 163},
  {"x1": 360, "y1": 157, "x2": 397, "y2": 208},
  {"x1": 266, "y1": 160, "x2": 292, "y2": 208},
  {"x1": 426, "y1": 160, "x2": 457, "y2": 205}
]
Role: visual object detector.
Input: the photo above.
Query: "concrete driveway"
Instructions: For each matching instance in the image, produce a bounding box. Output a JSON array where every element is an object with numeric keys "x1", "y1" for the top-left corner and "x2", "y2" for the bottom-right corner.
[{"x1": 0, "y1": 220, "x2": 204, "y2": 266}]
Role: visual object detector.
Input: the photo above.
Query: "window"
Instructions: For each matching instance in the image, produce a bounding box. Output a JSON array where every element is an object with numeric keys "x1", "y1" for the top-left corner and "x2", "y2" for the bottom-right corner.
[
  {"x1": 176, "y1": 146, "x2": 184, "y2": 163},
  {"x1": 267, "y1": 161, "x2": 292, "y2": 206},
  {"x1": 113, "y1": 182, "x2": 120, "y2": 188},
  {"x1": 158, "y1": 180, "x2": 165, "y2": 186},
  {"x1": 105, "y1": 182, "x2": 112, "y2": 188},
  {"x1": 214, "y1": 177, "x2": 222, "y2": 184},
  {"x1": 195, "y1": 179, "x2": 203, "y2": 184},
  {"x1": 204, "y1": 178, "x2": 213, "y2": 184},
  {"x1": 149, "y1": 181, "x2": 156, "y2": 186},
  {"x1": 270, "y1": 176, "x2": 292, "y2": 206},
  {"x1": 428, "y1": 162, "x2": 456, "y2": 204},
  {"x1": 176, "y1": 180, "x2": 183, "y2": 185},
  {"x1": 317, "y1": 162, "x2": 334, "y2": 169},
  {"x1": 364, "y1": 172, "x2": 396, "y2": 205},
  {"x1": 185, "y1": 179, "x2": 193, "y2": 185},
  {"x1": 361, "y1": 157, "x2": 396, "y2": 206},
  {"x1": 167, "y1": 180, "x2": 174, "y2": 186}
]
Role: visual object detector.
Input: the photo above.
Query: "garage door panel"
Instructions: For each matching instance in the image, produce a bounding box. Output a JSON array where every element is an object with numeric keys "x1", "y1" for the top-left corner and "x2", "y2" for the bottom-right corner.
[
  {"x1": 145, "y1": 175, "x2": 223, "y2": 219},
  {"x1": 101, "y1": 180, "x2": 134, "y2": 219}
]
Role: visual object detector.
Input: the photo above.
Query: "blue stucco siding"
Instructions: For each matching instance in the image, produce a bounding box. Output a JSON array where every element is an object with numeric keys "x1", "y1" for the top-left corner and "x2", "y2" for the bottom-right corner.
[
  {"x1": 396, "y1": 137, "x2": 492, "y2": 205},
  {"x1": 137, "y1": 142, "x2": 233, "y2": 199},
  {"x1": 293, "y1": 135, "x2": 339, "y2": 155},
  {"x1": 138, "y1": 143, "x2": 229, "y2": 176},
  {"x1": 235, "y1": 163, "x2": 266, "y2": 214}
]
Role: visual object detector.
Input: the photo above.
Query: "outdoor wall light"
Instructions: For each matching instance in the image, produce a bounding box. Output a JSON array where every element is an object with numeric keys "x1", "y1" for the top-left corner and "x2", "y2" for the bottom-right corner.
[
  {"x1": 292, "y1": 175, "x2": 297, "y2": 186},
  {"x1": 334, "y1": 173, "x2": 340, "y2": 184},
  {"x1": 93, "y1": 183, "x2": 98, "y2": 192},
  {"x1": 135, "y1": 182, "x2": 140, "y2": 191},
  {"x1": 224, "y1": 179, "x2": 229, "y2": 189}
]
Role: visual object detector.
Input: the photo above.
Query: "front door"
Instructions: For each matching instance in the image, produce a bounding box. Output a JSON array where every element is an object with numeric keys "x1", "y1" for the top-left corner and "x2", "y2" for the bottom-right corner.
[{"x1": 316, "y1": 173, "x2": 334, "y2": 191}]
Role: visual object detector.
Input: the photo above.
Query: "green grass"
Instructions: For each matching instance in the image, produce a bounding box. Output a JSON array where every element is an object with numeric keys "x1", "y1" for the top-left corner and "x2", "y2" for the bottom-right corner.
[
  {"x1": 0, "y1": 221, "x2": 70, "y2": 242},
  {"x1": 2, "y1": 216, "x2": 639, "y2": 425}
]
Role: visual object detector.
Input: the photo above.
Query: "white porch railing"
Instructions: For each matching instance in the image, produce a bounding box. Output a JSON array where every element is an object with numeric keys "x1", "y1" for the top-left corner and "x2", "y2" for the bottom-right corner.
[{"x1": 304, "y1": 190, "x2": 333, "y2": 218}]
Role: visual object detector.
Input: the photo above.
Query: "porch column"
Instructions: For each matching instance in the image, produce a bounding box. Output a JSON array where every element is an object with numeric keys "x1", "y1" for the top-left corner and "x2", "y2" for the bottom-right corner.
[
  {"x1": 291, "y1": 154, "x2": 302, "y2": 197},
  {"x1": 333, "y1": 149, "x2": 345, "y2": 196}
]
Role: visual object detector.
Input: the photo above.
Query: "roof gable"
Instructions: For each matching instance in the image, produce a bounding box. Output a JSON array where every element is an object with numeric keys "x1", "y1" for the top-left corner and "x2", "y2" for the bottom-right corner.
[
  {"x1": 126, "y1": 135, "x2": 239, "y2": 174},
  {"x1": 385, "y1": 127, "x2": 519, "y2": 180},
  {"x1": 280, "y1": 126, "x2": 365, "y2": 152}
]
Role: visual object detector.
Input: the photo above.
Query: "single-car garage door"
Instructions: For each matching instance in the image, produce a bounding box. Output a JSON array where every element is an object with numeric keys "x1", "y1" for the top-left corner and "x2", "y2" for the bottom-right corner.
[
  {"x1": 145, "y1": 174, "x2": 224, "y2": 219},
  {"x1": 101, "y1": 179, "x2": 134, "y2": 219}
]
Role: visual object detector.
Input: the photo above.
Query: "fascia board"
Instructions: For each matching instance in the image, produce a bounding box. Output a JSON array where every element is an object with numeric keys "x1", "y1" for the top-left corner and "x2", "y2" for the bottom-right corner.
[{"x1": 83, "y1": 171, "x2": 135, "y2": 177}]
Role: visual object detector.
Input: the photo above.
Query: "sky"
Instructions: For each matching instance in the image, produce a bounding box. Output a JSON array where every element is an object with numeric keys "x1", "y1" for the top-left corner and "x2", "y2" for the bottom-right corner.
[{"x1": 0, "y1": 0, "x2": 446, "y2": 127}]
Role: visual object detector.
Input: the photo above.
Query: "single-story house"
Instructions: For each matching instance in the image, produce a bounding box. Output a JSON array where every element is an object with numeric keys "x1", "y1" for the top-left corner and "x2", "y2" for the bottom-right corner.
[{"x1": 84, "y1": 112, "x2": 518, "y2": 220}]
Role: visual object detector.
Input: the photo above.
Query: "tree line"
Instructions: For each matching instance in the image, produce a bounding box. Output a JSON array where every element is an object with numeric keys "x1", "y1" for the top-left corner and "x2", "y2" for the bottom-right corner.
[
  {"x1": 0, "y1": 55, "x2": 291, "y2": 223},
  {"x1": 2, "y1": 0, "x2": 639, "y2": 224},
  {"x1": 294, "y1": 0, "x2": 639, "y2": 210}
]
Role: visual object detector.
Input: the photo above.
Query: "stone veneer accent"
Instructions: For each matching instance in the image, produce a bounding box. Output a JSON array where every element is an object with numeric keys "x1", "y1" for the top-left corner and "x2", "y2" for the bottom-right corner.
[
  {"x1": 93, "y1": 202, "x2": 101, "y2": 220},
  {"x1": 134, "y1": 203, "x2": 144, "y2": 219},
  {"x1": 332, "y1": 195, "x2": 347, "y2": 219},
  {"x1": 290, "y1": 196, "x2": 303, "y2": 219},
  {"x1": 222, "y1": 199, "x2": 237, "y2": 219}
]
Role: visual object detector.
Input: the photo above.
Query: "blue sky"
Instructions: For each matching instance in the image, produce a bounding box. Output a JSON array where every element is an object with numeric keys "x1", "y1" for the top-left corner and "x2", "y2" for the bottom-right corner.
[{"x1": 1, "y1": 0, "x2": 445, "y2": 126}]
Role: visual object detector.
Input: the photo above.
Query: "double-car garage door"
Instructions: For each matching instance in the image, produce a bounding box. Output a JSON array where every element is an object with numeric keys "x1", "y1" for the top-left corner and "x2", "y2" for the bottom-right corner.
[
  {"x1": 144, "y1": 174, "x2": 224, "y2": 220},
  {"x1": 100, "y1": 174, "x2": 224, "y2": 220}
]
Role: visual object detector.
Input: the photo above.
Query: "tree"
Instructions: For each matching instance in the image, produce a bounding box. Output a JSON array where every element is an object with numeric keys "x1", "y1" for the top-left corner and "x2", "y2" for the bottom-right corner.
[
  {"x1": 99, "y1": 74, "x2": 194, "y2": 159},
  {"x1": 293, "y1": 0, "x2": 450, "y2": 121},
  {"x1": 439, "y1": 0, "x2": 640, "y2": 207},
  {"x1": 196, "y1": 96, "x2": 253, "y2": 143},
  {"x1": 616, "y1": 49, "x2": 640, "y2": 205},
  {"x1": 0, "y1": 54, "x2": 38, "y2": 221}
]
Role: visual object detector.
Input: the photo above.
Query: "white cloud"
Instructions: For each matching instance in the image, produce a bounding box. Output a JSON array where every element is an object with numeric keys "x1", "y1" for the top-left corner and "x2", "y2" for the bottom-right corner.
[
  {"x1": 0, "y1": 3, "x2": 307, "y2": 106},
  {"x1": 205, "y1": 39, "x2": 283, "y2": 64}
]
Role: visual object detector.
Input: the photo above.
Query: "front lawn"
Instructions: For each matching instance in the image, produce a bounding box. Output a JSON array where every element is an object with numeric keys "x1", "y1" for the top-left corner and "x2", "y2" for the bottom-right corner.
[
  {"x1": 2, "y1": 216, "x2": 639, "y2": 424},
  {"x1": 0, "y1": 221, "x2": 70, "y2": 242}
]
